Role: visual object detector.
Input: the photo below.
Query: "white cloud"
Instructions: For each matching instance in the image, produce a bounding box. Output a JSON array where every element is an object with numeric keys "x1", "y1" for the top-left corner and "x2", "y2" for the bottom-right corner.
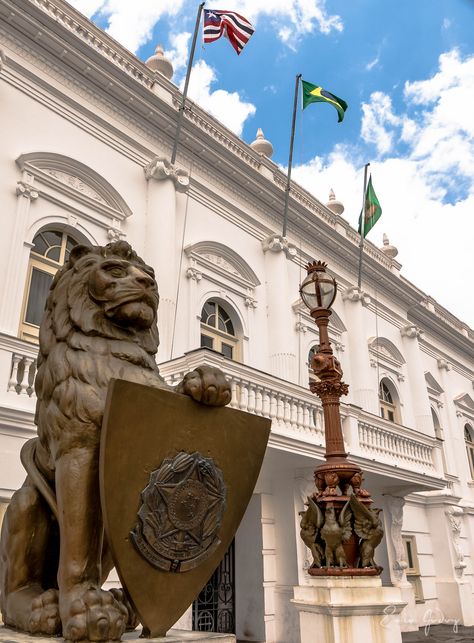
[
  {"x1": 165, "y1": 32, "x2": 191, "y2": 74},
  {"x1": 185, "y1": 60, "x2": 256, "y2": 136},
  {"x1": 292, "y1": 50, "x2": 474, "y2": 327},
  {"x1": 361, "y1": 92, "x2": 401, "y2": 155},
  {"x1": 70, "y1": 0, "x2": 342, "y2": 54},
  {"x1": 366, "y1": 56, "x2": 379, "y2": 71},
  {"x1": 233, "y1": 0, "x2": 342, "y2": 40},
  {"x1": 68, "y1": 0, "x2": 103, "y2": 18},
  {"x1": 69, "y1": 0, "x2": 185, "y2": 53}
]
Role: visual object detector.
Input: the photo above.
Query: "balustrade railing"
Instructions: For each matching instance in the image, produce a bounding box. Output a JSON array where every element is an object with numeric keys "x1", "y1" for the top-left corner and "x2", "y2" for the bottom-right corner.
[
  {"x1": 0, "y1": 339, "x2": 440, "y2": 477},
  {"x1": 358, "y1": 420, "x2": 434, "y2": 471},
  {"x1": 160, "y1": 349, "x2": 439, "y2": 477}
]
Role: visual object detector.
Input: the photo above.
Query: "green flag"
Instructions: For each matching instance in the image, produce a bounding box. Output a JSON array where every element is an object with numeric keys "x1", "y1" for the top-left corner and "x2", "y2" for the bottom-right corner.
[
  {"x1": 301, "y1": 80, "x2": 348, "y2": 122},
  {"x1": 358, "y1": 175, "x2": 382, "y2": 237}
]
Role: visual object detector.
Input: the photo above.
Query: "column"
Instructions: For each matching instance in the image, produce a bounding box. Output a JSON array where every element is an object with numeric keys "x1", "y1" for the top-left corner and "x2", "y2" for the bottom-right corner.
[
  {"x1": 400, "y1": 324, "x2": 433, "y2": 435},
  {"x1": 144, "y1": 157, "x2": 189, "y2": 363},
  {"x1": 342, "y1": 287, "x2": 378, "y2": 414},
  {"x1": 262, "y1": 234, "x2": 297, "y2": 382}
]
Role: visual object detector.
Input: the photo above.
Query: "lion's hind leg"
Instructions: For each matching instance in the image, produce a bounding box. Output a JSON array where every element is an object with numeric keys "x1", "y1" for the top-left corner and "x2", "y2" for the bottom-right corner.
[{"x1": 0, "y1": 479, "x2": 61, "y2": 635}]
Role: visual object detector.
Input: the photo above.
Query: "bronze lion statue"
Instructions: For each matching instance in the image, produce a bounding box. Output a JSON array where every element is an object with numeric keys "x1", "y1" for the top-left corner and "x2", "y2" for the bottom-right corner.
[{"x1": 0, "y1": 240, "x2": 230, "y2": 641}]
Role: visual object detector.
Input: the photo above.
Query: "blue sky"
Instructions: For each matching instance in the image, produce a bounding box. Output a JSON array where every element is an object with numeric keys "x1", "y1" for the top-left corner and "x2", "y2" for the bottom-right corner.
[{"x1": 71, "y1": 0, "x2": 474, "y2": 328}]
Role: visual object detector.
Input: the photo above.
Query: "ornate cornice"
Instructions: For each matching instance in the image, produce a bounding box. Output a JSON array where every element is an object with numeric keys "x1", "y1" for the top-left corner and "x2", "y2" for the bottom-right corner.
[
  {"x1": 16, "y1": 181, "x2": 38, "y2": 200},
  {"x1": 342, "y1": 286, "x2": 371, "y2": 305},
  {"x1": 144, "y1": 157, "x2": 189, "y2": 193},
  {"x1": 261, "y1": 234, "x2": 297, "y2": 258},
  {"x1": 400, "y1": 324, "x2": 423, "y2": 340}
]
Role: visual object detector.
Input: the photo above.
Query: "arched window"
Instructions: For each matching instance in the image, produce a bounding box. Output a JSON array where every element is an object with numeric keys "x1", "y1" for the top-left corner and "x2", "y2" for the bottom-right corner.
[
  {"x1": 20, "y1": 229, "x2": 79, "y2": 342},
  {"x1": 200, "y1": 300, "x2": 239, "y2": 360},
  {"x1": 464, "y1": 424, "x2": 474, "y2": 479},
  {"x1": 379, "y1": 379, "x2": 400, "y2": 423}
]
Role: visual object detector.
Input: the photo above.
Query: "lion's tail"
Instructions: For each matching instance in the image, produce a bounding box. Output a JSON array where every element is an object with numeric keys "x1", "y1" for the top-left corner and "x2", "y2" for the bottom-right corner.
[{"x1": 20, "y1": 438, "x2": 58, "y2": 520}]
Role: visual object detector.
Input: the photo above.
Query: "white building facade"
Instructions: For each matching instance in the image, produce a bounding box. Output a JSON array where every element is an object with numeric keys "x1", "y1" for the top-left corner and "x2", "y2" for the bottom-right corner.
[{"x1": 0, "y1": 1, "x2": 474, "y2": 640}]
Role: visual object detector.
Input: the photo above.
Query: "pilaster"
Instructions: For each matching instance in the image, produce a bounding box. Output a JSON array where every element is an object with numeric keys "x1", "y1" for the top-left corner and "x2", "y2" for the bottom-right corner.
[
  {"x1": 144, "y1": 157, "x2": 189, "y2": 362},
  {"x1": 400, "y1": 324, "x2": 433, "y2": 435},
  {"x1": 437, "y1": 359, "x2": 465, "y2": 480},
  {"x1": 383, "y1": 495, "x2": 417, "y2": 632},
  {"x1": 1, "y1": 176, "x2": 38, "y2": 335},
  {"x1": 425, "y1": 499, "x2": 474, "y2": 625},
  {"x1": 342, "y1": 287, "x2": 378, "y2": 414},
  {"x1": 262, "y1": 234, "x2": 297, "y2": 382}
]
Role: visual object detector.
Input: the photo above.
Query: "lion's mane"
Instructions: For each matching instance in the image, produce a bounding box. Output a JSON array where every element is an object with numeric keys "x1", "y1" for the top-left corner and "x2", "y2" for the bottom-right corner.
[{"x1": 34, "y1": 240, "x2": 164, "y2": 460}]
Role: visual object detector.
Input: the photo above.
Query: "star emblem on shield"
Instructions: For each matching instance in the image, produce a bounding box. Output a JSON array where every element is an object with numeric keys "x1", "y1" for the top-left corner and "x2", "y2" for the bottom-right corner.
[{"x1": 130, "y1": 451, "x2": 226, "y2": 573}]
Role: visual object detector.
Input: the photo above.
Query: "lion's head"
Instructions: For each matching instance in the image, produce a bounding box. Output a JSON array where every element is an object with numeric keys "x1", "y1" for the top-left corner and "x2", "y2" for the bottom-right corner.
[{"x1": 39, "y1": 240, "x2": 160, "y2": 357}]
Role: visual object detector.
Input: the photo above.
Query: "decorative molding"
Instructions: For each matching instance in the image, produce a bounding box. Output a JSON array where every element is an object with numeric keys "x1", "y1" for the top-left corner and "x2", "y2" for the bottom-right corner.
[
  {"x1": 185, "y1": 241, "x2": 259, "y2": 295},
  {"x1": 16, "y1": 181, "x2": 38, "y2": 201},
  {"x1": 244, "y1": 296, "x2": 257, "y2": 309},
  {"x1": 106, "y1": 226, "x2": 124, "y2": 242},
  {"x1": 295, "y1": 321, "x2": 308, "y2": 334},
  {"x1": 144, "y1": 157, "x2": 189, "y2": 193},
  {"x1": 342, "y1": 286, "x2": 371, "y2": 306},
  {"x1": 445, "y1": 505, "x2": 466, "y2": 576},
  {"x1": 437, "y1": 358, "x2": 452, "y2": 372},
  {"x1": 400, "y1": 324, "x2": 423, "y2": 339},
  {"x1": 385, "y1": 495, "x2": 407, "y2": 583},
  {"x1": 292, "y1": 300, "x2": 347, "y2": 335},
  {"x1": 453, "y1": 393, "x2": 474, "y2": 420},
  {"x1": 425, "y1": 372, "x2": 444, "y2": 396},
  {"x1": 16, "y1": 152, "x2": 132, "y2": 221},
  {"x1": 185, "y1": 267, "x2": 202, "y2": 282},
  {"x1": 261, "y1": 234, "x2": 297, "y2": 258},
  {"x1": 368, "y1": 337, "x2": 405, "y2": 368}
]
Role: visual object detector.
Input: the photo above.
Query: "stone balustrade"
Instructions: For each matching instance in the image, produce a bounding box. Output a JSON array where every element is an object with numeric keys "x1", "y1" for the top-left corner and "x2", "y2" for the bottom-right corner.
[
  {"x1": 0, "y1": 337, "x2": 440, "y2": 479},
  {"x1": 160, "y1": 348, "x2": 440, "y2": 478},
  {"x1": 0, "y1": 333, "x2": 38, "y2": 411}
]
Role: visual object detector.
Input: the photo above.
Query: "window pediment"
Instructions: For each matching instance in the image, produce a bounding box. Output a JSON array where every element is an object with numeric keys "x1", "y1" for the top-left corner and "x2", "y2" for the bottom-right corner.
[
  {"x1": 425, "y1": 372, "x2": 444, "y2": 396},
  {"x1": 368, "y1": 337, "x2": 405, "y2": 368},
  {"x1": 455, "y1": 393, "x2": 474, "y2": 419},
  {"x1": 16, "y1": 153, "x2": 132, "y2": 221},
  {"x1": 185, "y1": 242, "x2": 260, "y2": 292}
]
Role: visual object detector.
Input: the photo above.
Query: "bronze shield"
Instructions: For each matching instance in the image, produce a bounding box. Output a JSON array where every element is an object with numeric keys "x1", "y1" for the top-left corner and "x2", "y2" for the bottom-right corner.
[{"x1": 100, "y1": 379, "x2": 271, "y2": 637}]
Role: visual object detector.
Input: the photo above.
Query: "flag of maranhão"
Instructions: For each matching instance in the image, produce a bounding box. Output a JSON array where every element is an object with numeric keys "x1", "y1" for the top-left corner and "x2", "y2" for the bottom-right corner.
[
  {"x1": 301, "y1": 80, "x2": 348, "y2": 122},
  {"x1": 358, "y1": 175, "x2": 382, "y2": 237},
  {"x1": 203, "y1": 9, "x2": 255, "y2": 55}
]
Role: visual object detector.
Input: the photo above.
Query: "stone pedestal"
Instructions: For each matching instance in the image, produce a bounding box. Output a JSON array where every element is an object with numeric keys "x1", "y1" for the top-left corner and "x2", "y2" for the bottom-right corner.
[
  {"x1": 292, "y1": 577, "x2": 406, "y2": 643},
  {"x1": 0, "y1": 626, "x2": 235, "y2": 643}
]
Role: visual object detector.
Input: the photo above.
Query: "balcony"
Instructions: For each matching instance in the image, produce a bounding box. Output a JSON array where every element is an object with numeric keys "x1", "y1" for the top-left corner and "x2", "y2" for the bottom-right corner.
[
  {"x1": 160, "y1": 348, "x2": 445, "y2": 491},
  {"x1": 0, "y1": 336, "x2": 445, "y2": 492}
]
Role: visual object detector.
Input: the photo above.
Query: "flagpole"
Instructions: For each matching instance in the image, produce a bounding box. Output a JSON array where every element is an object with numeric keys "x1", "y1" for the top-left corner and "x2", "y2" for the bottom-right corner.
[
  {"x1": 357, "y1": 162, "x2": 370, "y2": 289},
  {"x1": 170, "y1": 2, "x2": 205, "y2": 166},
  {"x1": 282, "y1": 73, "x2": 302, "y2": 238}
]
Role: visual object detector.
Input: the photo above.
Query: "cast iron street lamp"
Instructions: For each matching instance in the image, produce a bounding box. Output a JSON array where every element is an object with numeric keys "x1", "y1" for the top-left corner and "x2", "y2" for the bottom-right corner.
[{"x1": 299, "y1": 261, "x2": 383, "y2": 575}]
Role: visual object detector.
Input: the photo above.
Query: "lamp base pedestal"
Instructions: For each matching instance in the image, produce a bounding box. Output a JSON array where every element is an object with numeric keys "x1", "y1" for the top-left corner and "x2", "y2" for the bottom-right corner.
[{"x1": 292, "y1": 576, "x2": 406, "y2": 643}]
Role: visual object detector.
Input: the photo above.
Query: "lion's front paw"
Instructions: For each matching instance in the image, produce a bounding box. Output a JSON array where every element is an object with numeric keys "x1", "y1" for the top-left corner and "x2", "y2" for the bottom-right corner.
[
  {"x1": 176, "y1": 365, "x2": 231, "y2": 407},
  {"x1": 62, "y1": 588, "x2": 127, "y2": 642},
  {"x1": 109, "y1": 587, "x2": 139, "y2": 631},
  {"x1": 28, "y1": 589, "x2": 61, "y2": 636}
]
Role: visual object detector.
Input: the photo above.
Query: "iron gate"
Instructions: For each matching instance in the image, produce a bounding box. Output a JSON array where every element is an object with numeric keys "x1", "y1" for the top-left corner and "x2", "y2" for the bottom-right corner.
[{"x1": 192, "y1": 539, "x2": 235, "y2": 633}]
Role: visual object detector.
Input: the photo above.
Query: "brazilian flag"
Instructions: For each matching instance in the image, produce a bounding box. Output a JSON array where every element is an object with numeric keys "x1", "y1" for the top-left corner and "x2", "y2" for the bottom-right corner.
[
  {"x1": 358, "y1": 175, "x2": 382, "y2": 237},
  {"x1": 301, "y1": 80, "x2": 348, "y2": 122}
]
